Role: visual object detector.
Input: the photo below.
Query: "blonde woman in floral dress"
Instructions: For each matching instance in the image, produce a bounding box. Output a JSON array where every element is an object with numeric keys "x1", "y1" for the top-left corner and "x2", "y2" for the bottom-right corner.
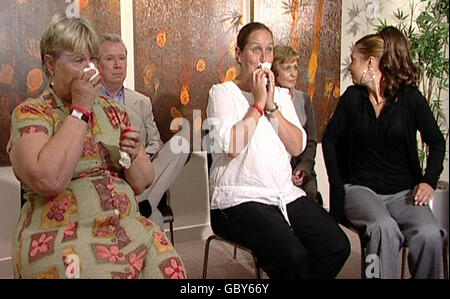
[{"x1": 7, "y1": 14, "x2": 185, "y2": 279}]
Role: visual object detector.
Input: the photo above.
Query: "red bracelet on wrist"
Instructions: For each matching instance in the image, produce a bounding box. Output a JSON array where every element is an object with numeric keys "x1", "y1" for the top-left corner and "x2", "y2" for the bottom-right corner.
[
  {"x1": 252, "y1": 103, "x2": 263, "y2": 116},
  {"x1": 70, "y1": 104, "x2": 91, "y2": 119}
]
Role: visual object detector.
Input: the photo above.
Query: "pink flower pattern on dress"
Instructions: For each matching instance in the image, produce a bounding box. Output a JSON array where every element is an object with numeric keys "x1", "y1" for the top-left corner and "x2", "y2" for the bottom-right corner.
[
  {"x1": 161, "y1": 257, "x2": 185, "y2": 279},
  {"x1": 104, "y1": 106, "x2": 129, "y2": 128},
  {"x1": 109, "y1": 246, "x2": 148, "y2": 279},
  {"x1": 114, "y1": 225, "x2": 131, "y2": 249},
  {"x1": 62, "y1": 222, "x2": 78, "y2": 243},
  {"x1": 82, "y1": 137, "x2": 99, "y2": 157},
  {"x1": 128, "y1": 248, "x2": 147, "y2": 278},
  {"x1": 19, "y1": 125, "x2": 48, "y2": 137},
  {"x1": 30, "y1": 234, "x2": 53, "y2": 256},
  {"x1": 137, "y1": 216, "x2": 153, "y2": 230},
  {"x1": 19, "y1": 104, "x2": 40, "y2": 115},
  {"x1": 93, "y1": 177, "x2": 130, "y2": 215},
  {"x1": 28, "y1": 231, "x2": 57, "y2": 263},
  {"x1": 154, "y1": 232, "x2": 169, "y2": 246},
  {"x1": 93, "y1": 216, "x2": 117, "y2": 238},
  {"x1": 43, "y1": 94, "x2": 57, "y2": 107},
  {"x1": 46, "y1": 196, "x2": 72, "y2": 222},
  {"x1": 94, "y1": 244, "x2": 126, "y2": 264}
]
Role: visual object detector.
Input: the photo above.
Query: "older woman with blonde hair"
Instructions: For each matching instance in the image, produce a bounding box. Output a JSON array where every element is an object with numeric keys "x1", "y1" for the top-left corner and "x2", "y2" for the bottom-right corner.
[
  {"x1": 7, "y1": 13, "x2": 185, "y2": 279},
  {"x1": 272, "y1": 45, "x2": 320, "y2": 205}
]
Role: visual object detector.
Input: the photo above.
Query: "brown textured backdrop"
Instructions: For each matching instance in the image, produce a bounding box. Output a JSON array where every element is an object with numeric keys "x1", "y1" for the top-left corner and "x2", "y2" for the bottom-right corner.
[
  {"x1": 134, "y1": 0, "x2": 341, "y2": 147},
  {"x1": 256, "y1": 0, "x2": 342, "y2": 141},
  {"x1": 134, "y1": 0, "x2": 243, "y2": 147},
  {"x1": 0, "y1": 0, "x2": 121, "y2": 166},
  {"x1": 0, "y1": 0, "x2": 342, "y2": 165}
]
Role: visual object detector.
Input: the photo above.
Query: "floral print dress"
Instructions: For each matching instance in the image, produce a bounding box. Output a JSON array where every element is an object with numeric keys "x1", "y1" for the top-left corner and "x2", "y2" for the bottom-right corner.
[{"x1": 7, "y1": 86, "x2": 185, "y2": 279}]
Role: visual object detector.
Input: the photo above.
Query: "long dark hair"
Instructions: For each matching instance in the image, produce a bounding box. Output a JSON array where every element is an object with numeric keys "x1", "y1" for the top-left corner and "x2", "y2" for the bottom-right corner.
[
  {"x1": 378, "y1": 26, "x2": 420, "y2": 98},
  {"x1": 354, "y1": 26, "x2": 420, "y2": 99}
]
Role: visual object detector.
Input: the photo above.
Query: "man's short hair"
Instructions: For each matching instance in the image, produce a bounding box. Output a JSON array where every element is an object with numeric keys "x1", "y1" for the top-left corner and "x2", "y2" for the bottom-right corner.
[{"x1": 99, "y1": 33, "x2": 127, "y2": 55}]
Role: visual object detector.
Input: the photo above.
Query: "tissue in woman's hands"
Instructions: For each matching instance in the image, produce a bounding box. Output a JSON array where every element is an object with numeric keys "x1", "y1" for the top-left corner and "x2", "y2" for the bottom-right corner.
[
  {"x1": 258, "y1": 62, "x2": 272, "y2": 85},
  {"x1": 119, "y1": 150, "x2": 131, "y2": 169},
  {"x1": 83, "y1": 62, "x2": 100, "y2": 83}
]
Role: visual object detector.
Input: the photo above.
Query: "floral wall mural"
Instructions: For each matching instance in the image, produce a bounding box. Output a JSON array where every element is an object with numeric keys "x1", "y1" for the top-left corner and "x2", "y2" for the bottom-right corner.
[
  {"x1": 134, "y1": 0, "x2": 342, "y2": 145},
  {"x1": 0, "y1": 0, "x2": 121, "y2": 166},
  {"x1": 1, "y1": 0, "x2": 343, "y2": 164},
  {"x1": 134, "y1": 0, "x2": 243, "y2": 145},
  {"x1": 255, "y1": 0, "x2": 342, "y2": 140}
]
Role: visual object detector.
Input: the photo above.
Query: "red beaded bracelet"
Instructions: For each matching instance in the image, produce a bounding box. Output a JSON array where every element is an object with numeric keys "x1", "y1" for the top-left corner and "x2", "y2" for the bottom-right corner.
[
  {"x1": 70, "y1": 104, "x2": 91, "y2": 119},
  {"x1": 252, "y1": 103, "x2": 263, "y2": 116}
]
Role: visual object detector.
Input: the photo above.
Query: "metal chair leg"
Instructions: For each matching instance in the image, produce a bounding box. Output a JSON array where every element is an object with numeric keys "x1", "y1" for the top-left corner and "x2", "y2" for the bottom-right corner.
[
  {"x1": 400, "y1": 246, "x2": 408, "y2": 279},
  {"x1": 202, "y1": 235, "x2": 214, "y2": 279},
  {"x1": 169, "y1": 221, "x2": 174, "y2": 245},
  {"x1": 252, "y1": 255, "x2": 261, "y2": 279},
  {"x1": 360, "y1": 238, "x2": 366, "y2": 279},
  {"x1": 443, "y1": 237, "x2": 448, "y2": 279},
  {"x1": 202, "y1": 234, "x2": 262, "y2": 279}
]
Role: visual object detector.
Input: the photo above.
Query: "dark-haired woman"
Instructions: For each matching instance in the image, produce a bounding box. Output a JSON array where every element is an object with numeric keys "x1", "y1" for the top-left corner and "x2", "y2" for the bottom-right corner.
[
  {"x1": 322, "y1": 26, "x2": 446, "y2": 279},
  {"x1": 206, "y1": 22, "x2": 350, "y2": 279}
]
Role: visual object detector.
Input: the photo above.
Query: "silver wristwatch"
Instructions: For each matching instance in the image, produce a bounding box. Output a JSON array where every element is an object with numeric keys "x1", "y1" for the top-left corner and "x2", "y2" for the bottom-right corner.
[
  {"x1": 70, "y1": 108, "x2": 89, "y2": 123},
  {"x1": 264, "y1": 103, "x2": 279, "y2": 116}
]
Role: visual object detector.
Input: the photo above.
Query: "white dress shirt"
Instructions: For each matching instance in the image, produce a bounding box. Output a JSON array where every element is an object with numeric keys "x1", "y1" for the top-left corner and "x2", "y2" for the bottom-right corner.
[{"x1": 206, "y1": 81, "x2": 307, "y2": 225}]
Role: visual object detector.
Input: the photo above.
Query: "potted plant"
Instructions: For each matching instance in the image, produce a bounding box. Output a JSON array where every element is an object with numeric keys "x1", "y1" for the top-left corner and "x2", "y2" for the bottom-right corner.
[{"x1": 378, "y1": 0, "x2": 448, "y2": 233}]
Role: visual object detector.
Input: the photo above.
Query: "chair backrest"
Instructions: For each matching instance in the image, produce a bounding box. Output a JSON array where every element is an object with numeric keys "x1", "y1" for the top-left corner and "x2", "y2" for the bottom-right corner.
[
  {"x1": 204, "y1": 130, "x2": 213, "y2": 175},
  {"x1": 20, "y1": 183, "x2": 25, "y2": 208},
  {"x1": 157, "y1": 191, "x2": 169, "y2": 210}
]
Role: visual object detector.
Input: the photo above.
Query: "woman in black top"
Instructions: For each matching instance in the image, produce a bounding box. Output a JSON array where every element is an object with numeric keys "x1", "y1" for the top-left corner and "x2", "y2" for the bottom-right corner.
[{"x1": 322, "y1": 26, "x2": 446, "y2": 279}]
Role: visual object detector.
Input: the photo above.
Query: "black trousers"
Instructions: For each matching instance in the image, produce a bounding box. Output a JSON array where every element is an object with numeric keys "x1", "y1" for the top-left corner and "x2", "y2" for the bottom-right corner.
[{"x1": 210, "y1": 196, "x2": 350, "y2": 279}]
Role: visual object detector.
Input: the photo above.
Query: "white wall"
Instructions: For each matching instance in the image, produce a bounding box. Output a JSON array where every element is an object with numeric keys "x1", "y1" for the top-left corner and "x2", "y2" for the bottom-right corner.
[
  {"x1": 0, "y1": 167, "x2": 20, "y2": 278},
  {"x1": 167, "y1": 152, "x2": 213, "y2": 242}
]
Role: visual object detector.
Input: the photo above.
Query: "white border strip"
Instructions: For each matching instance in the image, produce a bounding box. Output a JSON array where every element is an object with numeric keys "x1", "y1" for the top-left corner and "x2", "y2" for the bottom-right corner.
[
  {"x1": 0, "y1": 257, "x2": 12, "y2": 263},
  {"x1": 242, "y1": 0, "x2": 251, "y2": 25},
  {"x1": 120, "y1": 0, "x2": 135, "y2": 90}
]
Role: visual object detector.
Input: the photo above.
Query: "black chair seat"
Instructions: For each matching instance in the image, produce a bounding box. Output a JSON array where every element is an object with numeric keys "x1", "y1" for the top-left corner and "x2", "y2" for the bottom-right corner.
[
  {"x1": 159, "y1": 202, "x2": 174, "y2": 223},
  {"x1": 137, "y1": 191, "x2": 175, "y2": 244}
]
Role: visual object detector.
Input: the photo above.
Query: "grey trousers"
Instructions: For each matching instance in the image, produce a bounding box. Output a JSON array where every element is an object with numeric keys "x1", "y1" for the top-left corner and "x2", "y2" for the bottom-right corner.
[
  {"x1": 136, "y1": 128, "x2": 190, "y2": 228},
  {"x1": 344, "y1": 184, "x2": 446, "y2": 279}
]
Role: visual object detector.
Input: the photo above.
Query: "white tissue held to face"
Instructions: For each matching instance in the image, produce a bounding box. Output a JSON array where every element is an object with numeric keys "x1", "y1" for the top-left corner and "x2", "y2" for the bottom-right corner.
[
  {"x1": 83, "y1": 62, "x2": 100, "y2": 83},
  {"x1": 258, "y1": 62, "x2": 272, "y2": 71},
  {"x1": 258, "y1": 62, "x2": 272, "y2": 85}
]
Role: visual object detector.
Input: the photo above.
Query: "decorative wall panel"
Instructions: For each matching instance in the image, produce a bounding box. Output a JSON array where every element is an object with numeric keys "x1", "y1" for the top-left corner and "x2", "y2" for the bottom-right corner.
[
  {"x1": 134, "y1": 0, "x2": 242, "y2": 146},
  {"x1": 134, "y1": 0, "x2": 341, "y2": 146},
  {"x1": 255, "y1": 0, "x2": 342, "y2": 140},
  {"x1": 0, "y1": 0, "x2": 120, "y2": 166}
]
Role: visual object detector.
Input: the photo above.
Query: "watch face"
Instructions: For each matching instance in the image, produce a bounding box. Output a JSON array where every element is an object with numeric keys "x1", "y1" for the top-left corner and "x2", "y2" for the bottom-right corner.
[
  {"x1": 71, "y1": 110, "x2": 83, "y2": 118},
  {"x1": 71, "y1": 109, "x2": 89, "y2": 123}
]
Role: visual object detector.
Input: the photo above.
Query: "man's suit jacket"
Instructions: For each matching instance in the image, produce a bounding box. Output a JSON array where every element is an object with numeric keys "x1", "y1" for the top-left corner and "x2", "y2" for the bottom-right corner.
[{"x1": 124, "y1": 88, "x2": 163, "y2": 155}]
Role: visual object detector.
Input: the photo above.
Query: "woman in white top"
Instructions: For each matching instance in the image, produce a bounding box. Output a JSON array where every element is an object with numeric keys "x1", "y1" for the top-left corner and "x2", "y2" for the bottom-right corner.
[{"x1": 206, "y1": 22, "x2": 350, "y2": 279}]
